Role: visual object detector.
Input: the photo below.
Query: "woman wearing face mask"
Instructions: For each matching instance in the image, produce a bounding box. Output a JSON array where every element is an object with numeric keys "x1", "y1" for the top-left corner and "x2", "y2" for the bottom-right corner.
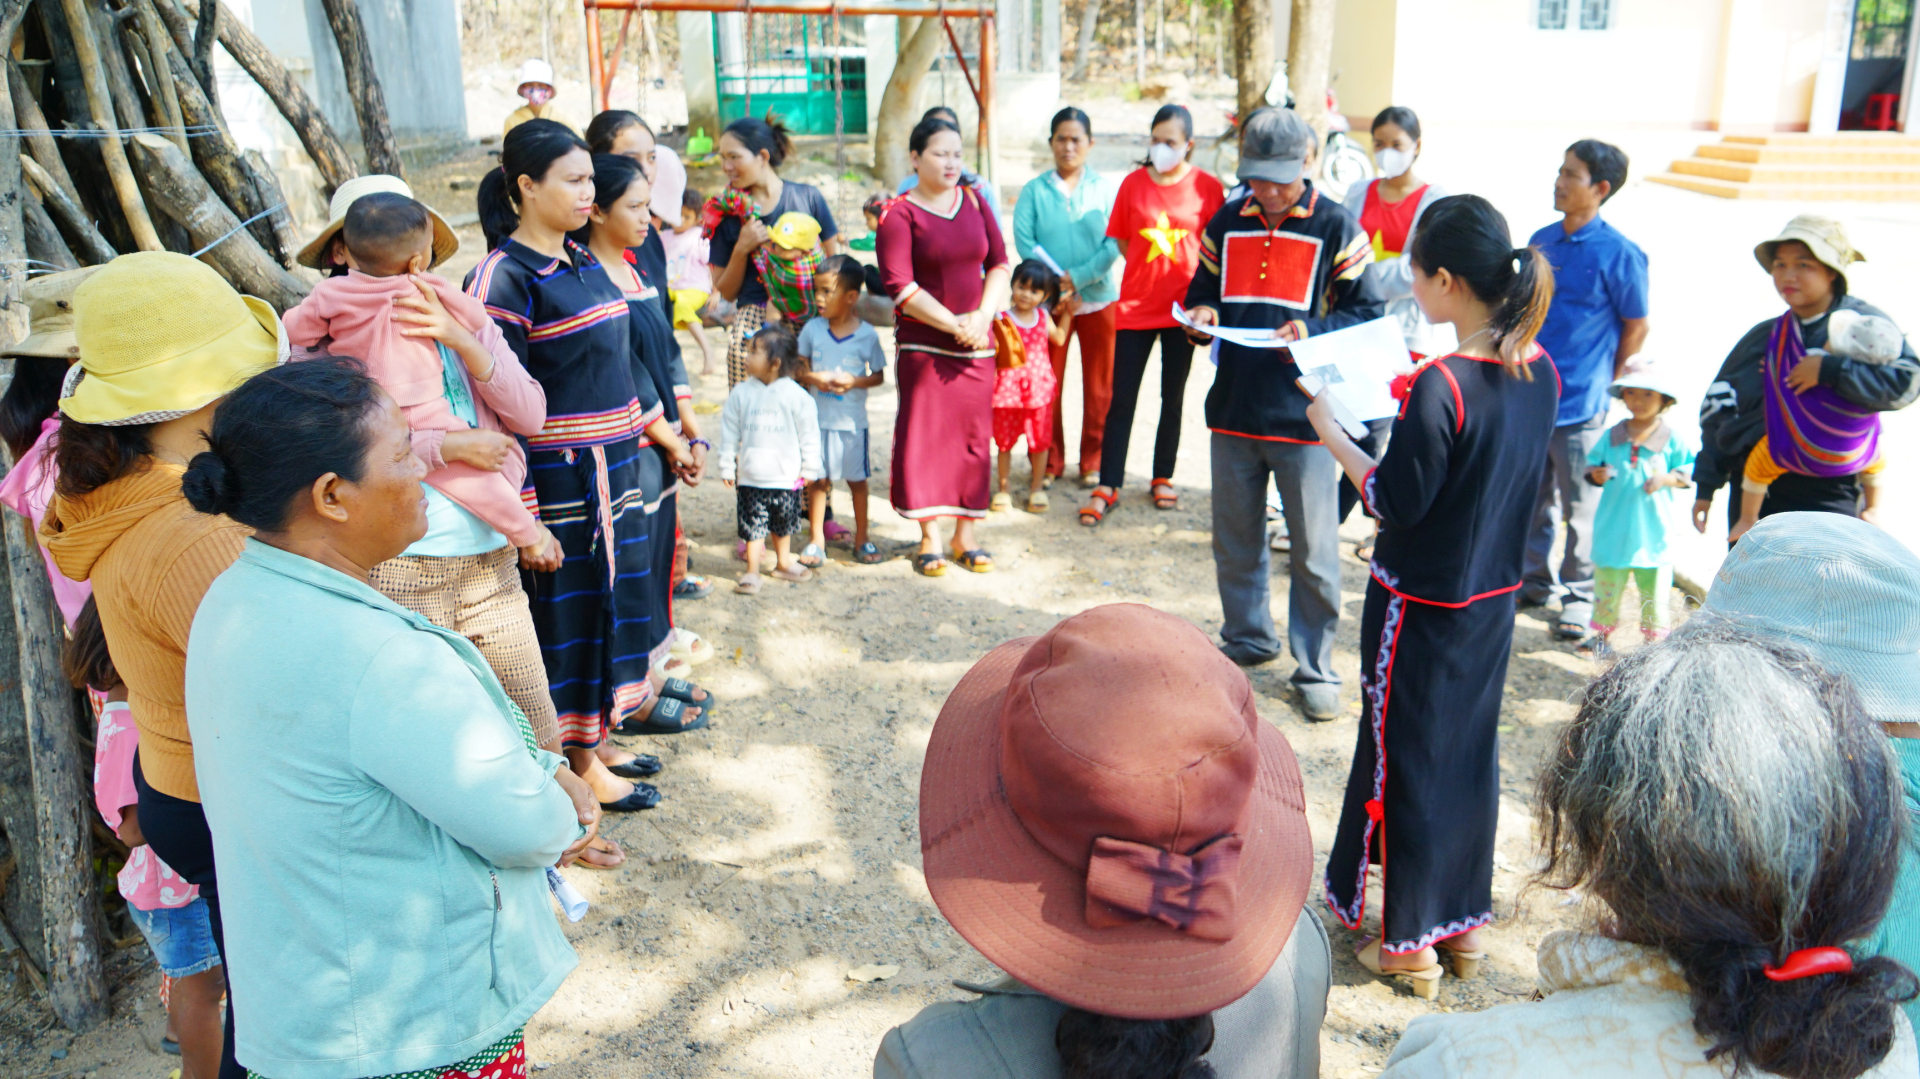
[
  {"x1": 1080, "y1": 104, "x2": 1224, "y2": 525},
  {"x1": 1337, "y1": 106, "x2": 1451, "y2": 554}
]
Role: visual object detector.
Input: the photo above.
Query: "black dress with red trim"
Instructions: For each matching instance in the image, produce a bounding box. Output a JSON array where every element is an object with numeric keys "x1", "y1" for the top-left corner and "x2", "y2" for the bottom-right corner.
[{"x1": 1324, "y1": 347, "x2": 1559, "y2": 956}]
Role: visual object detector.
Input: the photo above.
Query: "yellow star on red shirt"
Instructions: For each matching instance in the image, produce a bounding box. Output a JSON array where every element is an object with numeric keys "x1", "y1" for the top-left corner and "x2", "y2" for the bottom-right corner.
[{"x1": 1140, "y1": 213, "x2": 1188, "y2": 262}]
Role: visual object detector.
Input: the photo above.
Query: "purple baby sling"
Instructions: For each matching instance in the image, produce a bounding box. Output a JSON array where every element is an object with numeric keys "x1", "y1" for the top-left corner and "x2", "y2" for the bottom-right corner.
[{"x1": 1762, "y1": 311, "x2": 1879, "y2": 478}]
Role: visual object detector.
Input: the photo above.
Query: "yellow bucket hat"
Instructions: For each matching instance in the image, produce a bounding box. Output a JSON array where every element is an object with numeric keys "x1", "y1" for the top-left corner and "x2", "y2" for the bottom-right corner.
[
  {"x1": 1755, "y1": 214, "x2": 1863, "y2": 283},
  {"x1": 294, "y1": 174, "x2": 460, "y2": 270},
  {"x1": 60, "y1": 252, "x2": 286, "y2": 426},
  {"x1": 767, "y1": 211, "x2": 823, "y2": 251},
  {"x1": 2, "y1": 266, "x2": 102, "y2": 360}
]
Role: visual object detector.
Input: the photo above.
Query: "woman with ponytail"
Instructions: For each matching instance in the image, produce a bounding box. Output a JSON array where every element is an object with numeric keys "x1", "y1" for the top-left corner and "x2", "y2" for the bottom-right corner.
[
  {"x1": 708, "y1": 112, "x2": 842, "y2": 386},
  {"x1": 1383, "y1": 626, "x2": 1919, "y2": 1079},
  {"x1": 465, "y1": 119, "x2": 705, "y2": 831},
  {"x1": 1305, "y1": 195, "x2": 1559, "y2": 996}
]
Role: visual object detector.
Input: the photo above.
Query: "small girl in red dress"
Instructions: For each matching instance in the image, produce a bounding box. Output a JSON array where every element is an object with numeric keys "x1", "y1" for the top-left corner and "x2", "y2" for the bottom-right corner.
[{"x1": 992, "y1": 260, "x2": 1075, "y2": 513}]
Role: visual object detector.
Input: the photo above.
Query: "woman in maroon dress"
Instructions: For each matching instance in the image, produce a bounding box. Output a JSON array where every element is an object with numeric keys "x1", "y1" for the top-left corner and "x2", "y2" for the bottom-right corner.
[{"x1": 876, "y1": 117, "x2": 1011, "y2": 576}]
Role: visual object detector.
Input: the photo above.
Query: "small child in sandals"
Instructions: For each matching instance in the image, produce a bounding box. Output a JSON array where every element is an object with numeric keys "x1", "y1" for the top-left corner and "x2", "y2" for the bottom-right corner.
[
  {"x1": 992, "y1": 259, "x2": 1074, "y2": 513},
  {"x1": 719, "y1": 323, "x2": 822, "y2": 593},
  {"x1": 797, "y1": 255, "x2": 888, "y2": 567}
]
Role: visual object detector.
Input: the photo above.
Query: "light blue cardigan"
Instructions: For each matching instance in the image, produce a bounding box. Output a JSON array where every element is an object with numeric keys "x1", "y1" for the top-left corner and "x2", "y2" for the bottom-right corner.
[
  {"x1": 1013, "y1": 167, "x2": 1123, "y2": 307},
  {"x1": 186, "y1": 539, "x2": 581, "y2": 1079}
]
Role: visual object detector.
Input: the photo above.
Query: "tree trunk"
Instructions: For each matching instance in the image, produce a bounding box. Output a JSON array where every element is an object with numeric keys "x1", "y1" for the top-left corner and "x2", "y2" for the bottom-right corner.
[
  {"x1": 122, "y1": 12, "x2": 190, "y2": 154},
  {"x1": 872, "y1": 15, "x2": 945, "y2": 187},
  {"x1": 640, "y1": 8, "x2": 662, "y2": 84},
  {"x1": 60, "y1": 0, "x2": 164, "y2": 251},
  {"x1": 1286, "y1": 0, "x2": 1333, "y2": 141},
  {"x1": 1069, "y1": 0, "x2": 1099, "y2": 82},
  {"x1": 92, "y1": 5, "x2": 148, "y2": 132},
  {"x1": 243, "y1": 149, "x2": 301, "y2": 270},
  {"x1": 20, "y1": 158, "x2": 118, "y2": 265},
  {"x1": 154, "y1": 0, "x2": 356, "y2": 193},
  {"x1": 3, "y1": 504, "x2": 107, "y2": 1031},
  {"x1": 7, "y1": 61, "x2": 87, "y2": 222},
  {"x1": 1132, "y1": 0, "x2": 1144, "y2": 86},
  {"x1": 0, "y1": 0, "x2": 34, "y2": 360},
  {"x1": 22, "y1": 197, "x2": 80, "y2": 273},
  {"x1": 1231, "y1": 0, "x2": 1271, "y2": 119},
  {"x1": 191, "y1": 0, "x2": 217, "y2": 104},
  {"x1": 0, "y1": 464, "x2": 46, "y2": 983},
  {"x1": 155, "y1": 38, "x2": 285, "y2": 264},
  {"x1": 130, "y1": 134, "x2": 308, "y2": 309},
  {"x1": 316, "y1": 0, "x2": 402, "y2": 177}
]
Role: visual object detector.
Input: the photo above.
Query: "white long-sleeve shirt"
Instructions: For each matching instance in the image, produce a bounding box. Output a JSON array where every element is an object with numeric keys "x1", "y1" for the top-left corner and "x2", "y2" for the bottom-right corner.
[{"x1": 718, "y1": 376, "x2": 822, "y2": 488}]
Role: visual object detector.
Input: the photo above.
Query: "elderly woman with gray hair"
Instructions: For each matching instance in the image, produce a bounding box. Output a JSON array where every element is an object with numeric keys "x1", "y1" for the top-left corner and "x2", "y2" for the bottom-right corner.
[{"x1": 1380, "y1": 625, "x2": 1919, "y2": 1079}]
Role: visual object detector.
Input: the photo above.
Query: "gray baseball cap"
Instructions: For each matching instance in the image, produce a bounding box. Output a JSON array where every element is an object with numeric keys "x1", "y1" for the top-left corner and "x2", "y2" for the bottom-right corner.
[{"x1": 1237, "y1": 108, "x2": 1314, "y2": 185}]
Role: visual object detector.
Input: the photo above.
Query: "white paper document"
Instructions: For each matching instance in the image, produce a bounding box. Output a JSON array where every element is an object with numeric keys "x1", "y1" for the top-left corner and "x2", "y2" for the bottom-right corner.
[
  {"x1": 1287, "y1": 317, "x2": 1408, "y2": 440},
  {"x1": 1170, "y1": 303, "x2": 1291, "y2": 349}
]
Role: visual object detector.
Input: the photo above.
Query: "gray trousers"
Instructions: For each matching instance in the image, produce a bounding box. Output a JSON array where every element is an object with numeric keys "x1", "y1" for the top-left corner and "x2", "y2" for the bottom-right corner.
[
  {"x1": 1211, "y1": 433, "x2": 1342, "y2": 686},
  {"x1": 1521, "y1": 416, "x2": 1608, "y2": 607}
]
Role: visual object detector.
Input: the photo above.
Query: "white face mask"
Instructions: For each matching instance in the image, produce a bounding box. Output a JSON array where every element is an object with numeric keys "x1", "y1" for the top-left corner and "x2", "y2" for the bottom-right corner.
[
  {"x1": 1375, "y1": 147, "x2": 1414, "y2": 180},
  {"x1": 1149, "y1": 142, "x2": 1186, "y2": 174}
]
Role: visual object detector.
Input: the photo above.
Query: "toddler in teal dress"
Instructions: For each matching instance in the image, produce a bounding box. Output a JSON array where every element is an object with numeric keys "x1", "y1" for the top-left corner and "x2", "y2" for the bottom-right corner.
[{"x1": 1580, "y1": 368, "x2": 1696, "y2": 655}]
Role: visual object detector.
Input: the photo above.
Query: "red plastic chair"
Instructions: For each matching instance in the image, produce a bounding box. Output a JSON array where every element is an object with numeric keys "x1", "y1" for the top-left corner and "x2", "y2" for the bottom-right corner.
[{"x1": 1864, "y1": 93, "x2": 1900, "y2": 132}]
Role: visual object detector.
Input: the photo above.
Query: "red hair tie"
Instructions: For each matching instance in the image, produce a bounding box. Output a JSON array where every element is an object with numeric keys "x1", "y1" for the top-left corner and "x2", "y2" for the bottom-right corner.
[{"x1": 1763, "y1": 946, "x2": 1854, "y2": 981}]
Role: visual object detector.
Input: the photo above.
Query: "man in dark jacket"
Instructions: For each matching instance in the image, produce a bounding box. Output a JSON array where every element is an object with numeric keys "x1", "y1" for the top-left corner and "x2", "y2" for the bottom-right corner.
[
  {"x1": 1183, "y1": 107, "x2": 1385, "y2": 720},
  {"x1": 1695, "y1": 217, "x2": 1918, "y2": 532}
]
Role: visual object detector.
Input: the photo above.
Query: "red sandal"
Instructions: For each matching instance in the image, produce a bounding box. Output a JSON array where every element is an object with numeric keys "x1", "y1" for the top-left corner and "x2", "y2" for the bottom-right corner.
[
  {"x1": 1150, "y1": 479, "x2": 1178, "y2": 510},
  {"x1": 1079, "y1": 488, "x2": 1117, "y2": 527}
]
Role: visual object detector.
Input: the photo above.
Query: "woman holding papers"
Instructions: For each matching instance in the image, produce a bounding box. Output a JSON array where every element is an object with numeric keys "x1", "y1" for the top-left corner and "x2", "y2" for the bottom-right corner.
[
  {"x1": 1014, "y1": 107, "x2": 1122, "y2": 488},
  {"x1": 1303, "y1": 194, "x2": 1557, "y2": 997},
  {"x1": 1079, "y1": 104, "x2": 1224, "y2": 523}
]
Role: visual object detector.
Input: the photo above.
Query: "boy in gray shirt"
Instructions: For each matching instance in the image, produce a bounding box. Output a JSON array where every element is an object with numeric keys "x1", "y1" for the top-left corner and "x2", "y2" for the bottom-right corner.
[{"x1": 797, "y1": 256, "x2": 889, "y2": 565}]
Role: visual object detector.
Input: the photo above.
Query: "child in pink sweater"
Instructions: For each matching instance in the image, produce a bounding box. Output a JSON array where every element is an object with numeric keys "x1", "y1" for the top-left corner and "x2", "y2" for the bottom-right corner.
[{"x1": 283, "y1": 192, "x2": 559, "y2": 562}]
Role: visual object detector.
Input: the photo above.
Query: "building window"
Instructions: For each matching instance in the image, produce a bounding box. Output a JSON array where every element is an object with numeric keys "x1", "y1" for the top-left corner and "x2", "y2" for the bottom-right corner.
[
  {"x1": 1852, "y1": 0, "x2": 1912, "y2": 60},
  {"x1": 1579, "y1": 0, "x2": 1612, "y2": 29},
  {"x1": 1536, "y1": 0, "x2": 1567, "y2": 30}
]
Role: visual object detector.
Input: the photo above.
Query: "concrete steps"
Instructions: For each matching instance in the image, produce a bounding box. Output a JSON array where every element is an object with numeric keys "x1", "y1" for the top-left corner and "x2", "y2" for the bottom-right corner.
[{"x1": 1649, "y1": 132, "x2": 1920, "y2": 200}]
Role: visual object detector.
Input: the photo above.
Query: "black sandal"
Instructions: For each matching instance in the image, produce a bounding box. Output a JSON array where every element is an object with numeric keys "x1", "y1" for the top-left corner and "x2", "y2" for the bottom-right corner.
[
  {"x1": 614, "y1": 695, "x2": 708, "y2": 736},
  {"x1": 600, "y1": 783, "x2": 662, "y2": 811},
  {"x1": 607, "y1": 755, "x2": 663, "y2": 778},
  {"x1": 950, "y1": 547, "x2": 995, "y2": 573},
  {"x1": 657, "y1": 677, "x2": 712, "y2": 712},
  {"x1": 914, "y1": 553, "x2": 947, "y2": 577}
]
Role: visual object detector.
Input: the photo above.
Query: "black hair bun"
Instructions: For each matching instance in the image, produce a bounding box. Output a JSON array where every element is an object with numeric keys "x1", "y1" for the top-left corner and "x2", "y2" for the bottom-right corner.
[{"x1": 181, "y1": 450, "x2": 239, "y2": 516}]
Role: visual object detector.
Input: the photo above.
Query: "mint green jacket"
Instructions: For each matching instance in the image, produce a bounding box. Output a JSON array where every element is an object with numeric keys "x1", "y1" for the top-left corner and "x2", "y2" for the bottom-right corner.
[
  {"x1": 186, "y1": 540, "x2": 580, "y2": 1079},
  {"x1": 1013, "y1": 168, "x2": 1123, "y2": 306}
]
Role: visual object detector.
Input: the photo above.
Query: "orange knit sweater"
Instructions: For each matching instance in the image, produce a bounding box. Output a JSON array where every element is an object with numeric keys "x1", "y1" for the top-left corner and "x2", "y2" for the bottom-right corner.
[{"x1": 42, "y1": 462, "x2": 248, "y2": 802}]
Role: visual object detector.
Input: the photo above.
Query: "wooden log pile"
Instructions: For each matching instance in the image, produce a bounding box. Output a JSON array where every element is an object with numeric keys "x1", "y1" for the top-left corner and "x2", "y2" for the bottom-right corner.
[
  {"x1": 2, "y1": 0, "x2": 406, "y2": 310},
  {"x1": 0, "y1": 0, "x2": 406, "y2": 1035}
]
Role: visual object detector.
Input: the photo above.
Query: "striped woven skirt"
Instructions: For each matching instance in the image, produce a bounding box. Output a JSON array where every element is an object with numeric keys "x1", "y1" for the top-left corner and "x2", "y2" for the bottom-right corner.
[{"x1": 521, "y1": 437, "x2": 671, "y2": 748}]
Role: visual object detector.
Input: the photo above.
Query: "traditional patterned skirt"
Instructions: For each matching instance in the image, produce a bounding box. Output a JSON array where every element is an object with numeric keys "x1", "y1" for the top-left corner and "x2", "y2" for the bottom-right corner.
[
  {"x1": 724, "y1": 302, "x2": 768, "y2": 388},
  {"x1": 890, "y1": 349, "x2": 993, "y2": 520},
  {"x1": 1324, "y1": 569, "x2": 1512, "y2": 954},
  {"x1": 521, "y1": 438, "x2": 668, "y2": 748},
  {"x1": 250, "y1": 1031, "x2": 527, "y2": 1079}
]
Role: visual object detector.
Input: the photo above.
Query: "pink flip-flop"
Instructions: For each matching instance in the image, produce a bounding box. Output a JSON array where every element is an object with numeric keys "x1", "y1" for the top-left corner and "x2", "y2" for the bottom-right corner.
[
  {"x1": 734, "y1": 573, "x2": 763, "y2": 595},
  {"x1": 771, "y1": 565, "x2": 813, "y2": 583},
  {"x1": 823, "y1": 520, "x2": 853, "y2": 543}
]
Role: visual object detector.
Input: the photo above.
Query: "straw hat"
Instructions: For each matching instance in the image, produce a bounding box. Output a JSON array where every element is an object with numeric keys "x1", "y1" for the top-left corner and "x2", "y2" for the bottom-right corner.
[
  {"x1": 3, "y1": 267, "x2": 102, "y2": 360},
  {"x1": 1754, "y1": 215, "x2": 1862, "y2": 283},
  {"x1": 1697, "y1": 513, "x2": 1920, "y2": 723},
  {"x1": 59, "y1": 252, "x2": 285, "y2": 426},
  {"x1": 294, "y1": 175, "x2": 459, "y2": 270},
  {"x1": 920, "y1": 604, "x2": 1313, "y2": 1019}
]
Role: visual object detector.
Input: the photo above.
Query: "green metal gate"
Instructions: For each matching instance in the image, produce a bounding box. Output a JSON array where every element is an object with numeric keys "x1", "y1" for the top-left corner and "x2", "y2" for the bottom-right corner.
[{"x1": 713, "y1": 13, "x2": 868, "y2": 135}]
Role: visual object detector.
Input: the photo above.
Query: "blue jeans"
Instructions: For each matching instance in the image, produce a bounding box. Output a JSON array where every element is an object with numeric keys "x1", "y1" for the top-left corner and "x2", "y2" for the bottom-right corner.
[{"x1": 126, "y1": 897, "x2": 222, "y2": 978}]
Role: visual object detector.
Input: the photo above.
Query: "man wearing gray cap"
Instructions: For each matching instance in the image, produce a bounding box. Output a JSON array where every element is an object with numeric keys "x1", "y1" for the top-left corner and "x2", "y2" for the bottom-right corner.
[
  {"x1": 1677, "y1": 511, "x2": 1920, "y2": 1027},
  {"x1": 1184, "y1": 107, "x2": 1385, "y2": 719}
]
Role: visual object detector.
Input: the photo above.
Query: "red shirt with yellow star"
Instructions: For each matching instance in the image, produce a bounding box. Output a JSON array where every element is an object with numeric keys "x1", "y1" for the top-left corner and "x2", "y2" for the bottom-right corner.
[{"x1": 1105, "y1": 165, "x2": 1226, "y2": 331}]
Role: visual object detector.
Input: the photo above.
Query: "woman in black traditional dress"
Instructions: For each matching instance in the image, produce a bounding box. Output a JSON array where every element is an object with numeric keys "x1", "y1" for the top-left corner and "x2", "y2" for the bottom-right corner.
[{"x1": 1302, "y1": 195, "x2": 1558, "y2": 998}]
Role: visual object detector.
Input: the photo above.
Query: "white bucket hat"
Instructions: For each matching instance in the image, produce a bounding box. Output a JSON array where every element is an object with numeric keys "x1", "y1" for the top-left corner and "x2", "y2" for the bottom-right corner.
[
  {"x1": 1695, "y1": 512, "x2": 1920, "y2": 722},
  {"x1": 294, "y1": 174, "x2": 458, "y2": 270},
  {"x1": 516, "y1": 58, "x2": 557, "y2": 93}
]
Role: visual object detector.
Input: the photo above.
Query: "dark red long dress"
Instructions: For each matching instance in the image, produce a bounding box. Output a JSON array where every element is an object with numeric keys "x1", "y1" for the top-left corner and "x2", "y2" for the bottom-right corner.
[{"x1": 874, "y1": 186, "x2": 1009, "y2": 520}]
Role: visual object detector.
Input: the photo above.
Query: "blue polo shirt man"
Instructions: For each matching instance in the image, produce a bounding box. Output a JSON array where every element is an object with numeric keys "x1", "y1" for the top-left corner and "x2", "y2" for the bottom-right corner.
[{"x1": 1521, "y1": 140, "x2": 1650, "y2": 637}]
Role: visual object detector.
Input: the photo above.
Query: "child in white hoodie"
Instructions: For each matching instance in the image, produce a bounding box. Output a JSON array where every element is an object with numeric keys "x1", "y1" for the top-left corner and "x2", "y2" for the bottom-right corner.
[{"x1": 720, "y1": 324, "x2": 822, "y2": 594}]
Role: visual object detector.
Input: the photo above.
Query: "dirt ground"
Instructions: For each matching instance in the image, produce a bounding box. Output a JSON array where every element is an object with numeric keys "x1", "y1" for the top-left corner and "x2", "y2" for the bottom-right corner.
[{"x1": 1, "y1": 150, "x2": 1694, "y2": 1079}]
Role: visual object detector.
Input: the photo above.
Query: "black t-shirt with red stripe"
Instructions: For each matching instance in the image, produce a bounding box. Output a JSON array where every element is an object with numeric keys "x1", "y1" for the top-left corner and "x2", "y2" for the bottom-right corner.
[
  {"x1": 1184, "y1": 184, "x2": 1385, "y2": 443},
  {"x1": 1362, "y1": 350, "x2": 1561, "y2": 606}
]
